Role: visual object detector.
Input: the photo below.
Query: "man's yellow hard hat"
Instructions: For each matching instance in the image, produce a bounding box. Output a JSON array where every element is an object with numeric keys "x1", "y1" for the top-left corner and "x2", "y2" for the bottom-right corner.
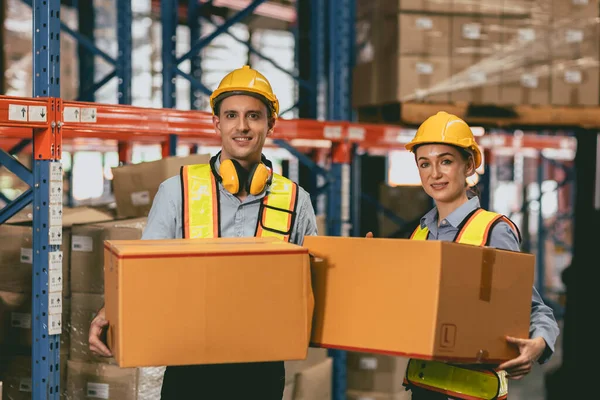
[
  {"x1": 209, "y1": 65, "x2": 280, "y2": 118},
  {"x1": 405, "y1": 111, "x2": 482, "y2": 168}
]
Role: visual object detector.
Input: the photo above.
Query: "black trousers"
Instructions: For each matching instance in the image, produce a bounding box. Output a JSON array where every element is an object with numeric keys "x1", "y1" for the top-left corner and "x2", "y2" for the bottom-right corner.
[
  {"x1": 409, "y1": 387, "x2": 451, "y2": 399},
  {"x1": 160, "y1": 361, "x2": 285, "y2": 400}
]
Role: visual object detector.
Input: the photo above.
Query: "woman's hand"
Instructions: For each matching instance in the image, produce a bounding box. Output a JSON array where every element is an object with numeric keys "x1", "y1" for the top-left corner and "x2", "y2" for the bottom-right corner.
[{"x1": 497, "y1": 336, "x2": 546, "y2": 380}]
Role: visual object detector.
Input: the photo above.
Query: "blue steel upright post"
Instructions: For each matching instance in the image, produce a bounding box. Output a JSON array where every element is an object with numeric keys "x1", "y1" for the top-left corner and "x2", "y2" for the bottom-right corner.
[
  {"x1": 32, "y1": 0, "x2": 62, "y2": 398},
  {"x1": 327, "y1": 0, "x2": 355, "y2": 398},
  {"x1": 117, "y1": 0, "x2": 132, "y2": 105},
  {"x1": 161, "y1": 0, "x2": 178, "y2": 155}
]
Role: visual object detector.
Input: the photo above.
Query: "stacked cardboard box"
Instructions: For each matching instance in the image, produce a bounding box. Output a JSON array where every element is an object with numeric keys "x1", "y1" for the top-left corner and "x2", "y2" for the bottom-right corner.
[
  {"x1": 346, "y1": 352, "x2": 411, "y2": 400},
  {"x1": 111, "y1": 154, "x2": 210, "y2": 218},
  {"x1": 0, "y1": 207, "x2": 114, "y2": 399},
  {"x1": 66, "y1": 217, "x2": 167, "y2": 399},
  {"x1": 353, "y1": 0, "x2": 600, "y2": 107},
  {"x1": 284, "y1": 349, "x2": 332, "y2": 400}
]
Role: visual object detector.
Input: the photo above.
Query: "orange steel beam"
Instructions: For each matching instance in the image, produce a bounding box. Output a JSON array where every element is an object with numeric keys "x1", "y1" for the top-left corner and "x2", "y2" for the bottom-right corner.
[{"x1": 0, "y1": 96, "x2": 579, "y2": 152}]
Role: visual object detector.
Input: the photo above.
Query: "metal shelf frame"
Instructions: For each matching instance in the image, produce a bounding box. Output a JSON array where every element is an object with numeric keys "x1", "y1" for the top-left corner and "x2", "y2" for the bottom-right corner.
[{"x1": 0, "y1": 1, "x2": 581, "y2": 399}]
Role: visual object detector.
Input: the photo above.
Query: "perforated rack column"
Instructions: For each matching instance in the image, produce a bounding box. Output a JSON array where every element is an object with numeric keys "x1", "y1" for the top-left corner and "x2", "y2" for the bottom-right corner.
[{"x1": 32, "y1": 0, "x2": 62, "y2": 398}]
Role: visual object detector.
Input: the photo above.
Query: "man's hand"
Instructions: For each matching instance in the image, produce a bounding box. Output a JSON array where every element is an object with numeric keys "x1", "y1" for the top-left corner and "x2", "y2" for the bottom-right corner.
[
  {"x1": 365, "y1": 232, "x2": 374, "y2": 238},
  {"x1": 88, "y1": 307, "x2": 112, "y2": 358},
  {"x1": 497, "y1": 336, "x2": 546, "y2": 380}
]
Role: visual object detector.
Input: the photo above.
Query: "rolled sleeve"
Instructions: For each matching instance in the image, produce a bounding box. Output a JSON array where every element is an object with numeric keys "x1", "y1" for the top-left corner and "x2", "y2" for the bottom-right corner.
[
  {"x1": 290, "y1": 187, "x2": 318, "y2": 245},
  {"x1": 489, "y1": 221, "x2": 560, "y2": 364}
]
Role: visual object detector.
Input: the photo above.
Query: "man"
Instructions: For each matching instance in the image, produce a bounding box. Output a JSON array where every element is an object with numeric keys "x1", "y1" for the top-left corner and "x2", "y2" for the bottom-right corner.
[{"x1": 89, "y1": 65, "x2": 318, "y2": 399}]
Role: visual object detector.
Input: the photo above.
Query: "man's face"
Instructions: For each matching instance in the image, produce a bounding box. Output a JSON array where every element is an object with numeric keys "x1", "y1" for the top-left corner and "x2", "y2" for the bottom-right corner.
[{"x1": 212, "y1": 95, "x2": 275, "y2": 166}]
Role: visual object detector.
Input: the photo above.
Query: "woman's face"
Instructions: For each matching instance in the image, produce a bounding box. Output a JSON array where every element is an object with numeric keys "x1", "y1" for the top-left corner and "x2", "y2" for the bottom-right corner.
[{"x1": 415, "y1": 144, "x2": 475, "y2": 204}]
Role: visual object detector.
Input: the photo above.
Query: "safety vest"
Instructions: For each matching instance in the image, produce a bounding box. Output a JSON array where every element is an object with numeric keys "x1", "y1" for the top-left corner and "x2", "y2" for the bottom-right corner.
[
  {"x1": 181, "y1": 164, "x2": 298, "y2": 241},
  {"x1": 405, "y1": 208, "x2": 520, "y2": 400}
]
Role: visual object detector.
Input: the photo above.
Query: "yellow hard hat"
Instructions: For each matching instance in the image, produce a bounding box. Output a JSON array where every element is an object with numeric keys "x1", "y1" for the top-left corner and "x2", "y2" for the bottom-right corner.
[
  {"x1": 209, "y1": 65, "x2": 280, "y2": 118},
  {"x1": 405, "y1": 111, "x2": 482, "y2": 168}
]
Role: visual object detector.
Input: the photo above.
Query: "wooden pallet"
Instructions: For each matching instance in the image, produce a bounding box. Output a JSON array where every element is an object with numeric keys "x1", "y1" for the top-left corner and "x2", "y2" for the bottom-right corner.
[{"x1": 357, "y1": 102, "x2": 600, "y2": 130}]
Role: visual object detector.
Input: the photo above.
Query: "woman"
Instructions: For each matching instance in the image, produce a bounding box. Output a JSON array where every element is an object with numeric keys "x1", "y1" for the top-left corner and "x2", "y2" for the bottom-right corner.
[{"x1": 403, "y1": 112, "x2": 560, "y2": 399}]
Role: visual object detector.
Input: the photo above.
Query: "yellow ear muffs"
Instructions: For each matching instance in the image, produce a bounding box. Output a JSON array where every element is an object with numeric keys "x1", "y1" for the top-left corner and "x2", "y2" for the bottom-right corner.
[
  {"x1": 219, "y1": 159, "x2": 241, "y2": 194},
  {"x1": 247, "y1": 163, "x2": 270, "y2": 196}
]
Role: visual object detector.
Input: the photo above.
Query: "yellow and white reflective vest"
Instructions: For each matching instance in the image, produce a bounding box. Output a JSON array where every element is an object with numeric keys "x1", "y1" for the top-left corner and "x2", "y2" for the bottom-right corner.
[
  {"x1": 406, "y1": 208, "x2": 521, "y2": 400},
  {"x1": 180, "y1": 164, "x2": 298, "y2": 241},
  {"x1": 410, "y1": 208, "x2": 521, "y2": 246}
]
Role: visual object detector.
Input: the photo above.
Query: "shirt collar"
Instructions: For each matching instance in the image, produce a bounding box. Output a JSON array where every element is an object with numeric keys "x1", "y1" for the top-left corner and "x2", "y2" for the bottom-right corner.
[{"x1": 420, "y1": 196, "x2": 481, "y2": 229}]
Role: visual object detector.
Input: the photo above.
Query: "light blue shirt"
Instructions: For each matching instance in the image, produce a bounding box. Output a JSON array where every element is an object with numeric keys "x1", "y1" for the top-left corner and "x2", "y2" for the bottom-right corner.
[
  {"x1": 142, "y1": 158, "x2": 318, "y2": 245},
  {"x1": 419, "y1": 197, "x2": 559, "y2": 363}
]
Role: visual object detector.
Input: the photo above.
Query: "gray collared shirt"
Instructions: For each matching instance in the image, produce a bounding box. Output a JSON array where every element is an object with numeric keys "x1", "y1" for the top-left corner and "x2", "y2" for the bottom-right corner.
[
  {"x1": 142, "y1": 160, "x2": 318, "y2": 245},
  {"x1": 419, "y1": 197, "x2": 559, "y2": 364}
]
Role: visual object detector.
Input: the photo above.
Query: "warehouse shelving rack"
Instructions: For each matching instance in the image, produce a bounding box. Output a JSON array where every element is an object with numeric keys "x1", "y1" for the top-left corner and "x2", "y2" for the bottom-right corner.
[{"x1": 0, "y1": 0, "x2": 589, "y2": 399}]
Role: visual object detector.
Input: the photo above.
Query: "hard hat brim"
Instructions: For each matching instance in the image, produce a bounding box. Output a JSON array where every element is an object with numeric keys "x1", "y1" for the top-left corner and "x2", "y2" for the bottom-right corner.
[
  {"x1": 406, "y1": 140, "x2": 482, "y2": 169},
  {"x1": 210, "y1": 87, "x2": 279, "y2": 116}
]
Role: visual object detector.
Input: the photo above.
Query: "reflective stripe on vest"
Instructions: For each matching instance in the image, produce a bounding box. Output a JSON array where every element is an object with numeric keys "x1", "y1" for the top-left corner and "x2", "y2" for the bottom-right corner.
[
  {"x1": 410, "y1": 208, "x2": 521, "y2": 246},
  {"x1": 181, "y1": 164, "x2": 298, "y2": 241}
]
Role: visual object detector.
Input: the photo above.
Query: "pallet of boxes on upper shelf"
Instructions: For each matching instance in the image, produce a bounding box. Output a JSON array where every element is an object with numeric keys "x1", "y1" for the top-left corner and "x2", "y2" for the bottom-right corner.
[{"x1": 353, "y1": 0, "x2": 600, "y2": 123}]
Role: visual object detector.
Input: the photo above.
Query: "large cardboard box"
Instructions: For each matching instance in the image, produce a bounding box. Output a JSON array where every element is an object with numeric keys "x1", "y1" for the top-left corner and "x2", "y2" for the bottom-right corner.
[
  {"x1": 499, "y1": 66, "x2": 551, "y2": 106},
  {"x1": 347, "y1": 352, "x2": 409, "y2": 394},
  {"x1": 552, "y1": 0, "x2": 599, "y2": 18},
  {"x1": 304, "y1": 236, "x2": 534, "y2": 363},
  {"x1": 0, "y1": 355, "x2": 68, "y2": 400},
  {"x1": 0, "y1": 292, "x2": 70, "y2": 353},
  {"x1": 292, "y1": 358, "x2": 332, "y2": 400},
  {"x1": 111, "y1": 154, "x2": 211, "y2": 218},
  {"x1": 377, "y1": 56, "x2": 451, "y2": 103},
  {"x1": 551, "y1": 62, "x2": 600, "y2": 106},
  {"x1": 397, "y1": 14, "x2": 452, "y2": 57},
  {"x1": 450, "y1": 16, "x2": 503, "y2": 104},
  {"x1": 2, "y1": 206, "x2": 114, "y2": 295},
  {"x1": 104, "y1": 238, "x2": 314, "y2": 367},
  {"x1": 65, "y1": 360, "x2": 164, "y2": 400},
  {"x1": 70, "y1": 218, "x2": 147, "y2": 294}
]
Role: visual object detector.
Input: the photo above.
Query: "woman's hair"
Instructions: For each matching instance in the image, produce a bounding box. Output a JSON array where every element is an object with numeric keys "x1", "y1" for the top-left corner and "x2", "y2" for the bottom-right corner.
[{"x1": 413, "y1": 143, "x2": 480, "y2": 198}]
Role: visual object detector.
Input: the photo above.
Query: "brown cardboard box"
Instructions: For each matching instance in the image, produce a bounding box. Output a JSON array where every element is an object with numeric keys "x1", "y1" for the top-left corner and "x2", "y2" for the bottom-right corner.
[
  {"x1": 501, "y1": 19, "x2": 550, "y2": 64},
  {"x1": 285, "y1": 348, "x2": 329, "y2": 385},
  {"x1": 70, "y1": 218, "x2": 147, "y2": 294},
  {"x1": 551, "y1": 61, "x2": 600, "y2": 106},
  {"x1": 450, "y1": 16, "x2": 503, "y2": 103},
  {"x1": 352, "y1": 62, "x2": 379, "y2": 107},
  {"x1": 347, "y1": 389, "x2": 412, "y2": 400},
  {"x1": 0, "y1": 292, "x2": 70, "y2": 353},
  {"x1": 111, "y1": 154, "x2": 211, "y2": 218},
  {"x1": 69, "y1": 293, "x2": 117, "y2": 365},
  {"x1": 399, "y1": 0, "x2": 448, "y2": 13},
  {"x1": 316, "y1": 215, "x2": 327, "y2": 236},
  {"x1": 104, "y1": 238, "x2": 314, "y2": 367},
  {"x1": 347, "y1": 353, "x2": 410, "y2": 393},
  {"x1": 292, "y1": 358, "x2": 333, "y2": 400},
  {"x1": 552, "y1": 0, "x2": 599, "y2": 18},
  {"x1": 66, "y1": 360, "x2": 164, "y2": 400},
  {"x1": 304, "y1": 236, "x2": 534, "y2": 363},
  {"x1": 378, "y1": 56, "x2": 451, "y2": 103},
  {"x1": 499, "y1": 66, "x2": 551, "y2": 105},
  {"x1": 0, "y1": 354, "x2": 68, "y2": 400},
  {"x1": 2, "y1": 206, "x2": 114, "y2": 295},
  {"x1": 550, "y1": 18, "x2": 599, "y2": 60},
  {"x1": 398, "y1": 14, "x2": 451, "y2": 57},
  {"x1": 378, "y1": 185, "x2": 431, "y2": 238}
]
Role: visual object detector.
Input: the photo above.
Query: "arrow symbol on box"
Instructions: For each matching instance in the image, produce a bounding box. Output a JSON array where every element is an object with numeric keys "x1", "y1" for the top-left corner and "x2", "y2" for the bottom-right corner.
[
  {"x1": 21, "y1": 108, "x2": 26, "y2": 118},
  {"x1": 41, "y1": 110, "x2": 45, "y2": 118},
  {"x1": 91, "y1": 111, "x2": 96, "y2": 119},
  {"x1": 74, "y1": 110, "x2": 79, "y2": 119}
]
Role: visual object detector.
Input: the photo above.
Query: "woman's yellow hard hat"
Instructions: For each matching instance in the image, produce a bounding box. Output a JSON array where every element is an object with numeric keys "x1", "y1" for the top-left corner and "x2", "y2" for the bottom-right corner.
[
  {"x1": 209, "y1": 65, "x2": 280, "y2": 118},
  {"x1": 405, "y1": 111, "x2": 482, "y2": 168}
]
